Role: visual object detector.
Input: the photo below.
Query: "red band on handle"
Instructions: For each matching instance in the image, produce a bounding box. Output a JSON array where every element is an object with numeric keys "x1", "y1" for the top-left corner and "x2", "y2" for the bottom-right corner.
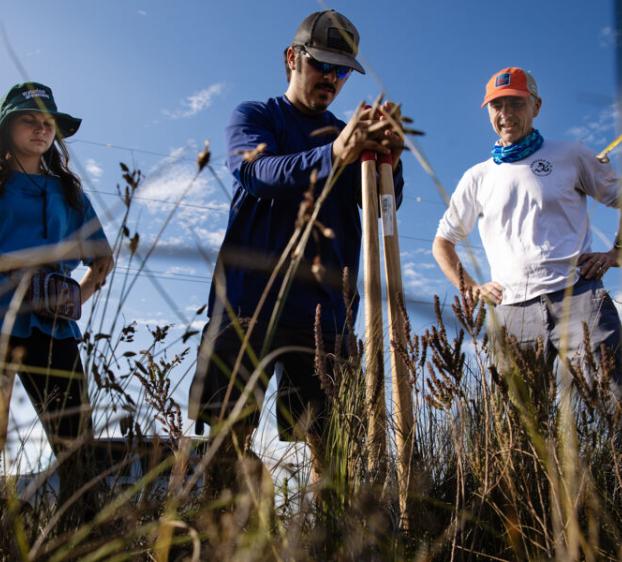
[
  {"x1": 361, "y1": 150, "x2": 376, "y2": 162},
  {"x1": 378, "y1": 152, "x2": 393, "y2": 166}
]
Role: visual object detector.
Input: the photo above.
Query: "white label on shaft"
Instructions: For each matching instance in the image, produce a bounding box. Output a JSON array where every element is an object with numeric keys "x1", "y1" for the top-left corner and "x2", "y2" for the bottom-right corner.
[{"x1": 381, "y1": 194, "x2": 395, "y2": 237}]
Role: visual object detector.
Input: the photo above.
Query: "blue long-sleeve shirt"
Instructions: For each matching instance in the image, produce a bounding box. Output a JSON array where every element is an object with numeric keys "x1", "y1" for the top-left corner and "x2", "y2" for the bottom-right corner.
[{"x1": 208, "y1": 95, "x2": 404, "y2": 334}]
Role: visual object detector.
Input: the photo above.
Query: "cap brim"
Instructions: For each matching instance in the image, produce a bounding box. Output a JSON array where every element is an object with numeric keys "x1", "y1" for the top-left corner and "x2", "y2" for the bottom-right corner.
[
  {"x1": 481, "y1": 89, "x2": 530, "y2": 108},
  {"x1": 305, "y1": 46, "x2": 366, "y2": 74},
  {"x1": 54, "y1": 112, "x2": 82, "y2": 138},
  {"x1": 2, "y1": 108, "x2": 82, "y2": 137}
]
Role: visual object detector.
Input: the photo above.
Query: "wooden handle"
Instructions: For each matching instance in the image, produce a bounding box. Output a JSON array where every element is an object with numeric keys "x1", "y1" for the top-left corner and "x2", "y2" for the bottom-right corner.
[
  {"x1": 378, "y1": 159, "x2": 415, "y2": 529},
  {"x1": 361, "y1": 155, "x2": 387, "y2": 476},
  {"x1": 596, "y1": 133, "x2": 622, "y2": 163}
]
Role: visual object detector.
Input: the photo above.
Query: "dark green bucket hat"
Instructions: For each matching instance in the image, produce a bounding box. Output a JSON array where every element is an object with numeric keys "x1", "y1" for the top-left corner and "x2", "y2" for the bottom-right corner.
[{"x1": 0, "y1": 82, "x2": 81, "y2": 138}]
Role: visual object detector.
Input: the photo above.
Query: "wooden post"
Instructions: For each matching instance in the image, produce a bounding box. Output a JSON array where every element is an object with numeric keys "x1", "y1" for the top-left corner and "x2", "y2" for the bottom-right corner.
[
  {"x1": 361, "y1": 150, "x2": 387, "y2": 478},
  {"x1": 378, "y1": 153, "x2": 415, "y2": 528}
]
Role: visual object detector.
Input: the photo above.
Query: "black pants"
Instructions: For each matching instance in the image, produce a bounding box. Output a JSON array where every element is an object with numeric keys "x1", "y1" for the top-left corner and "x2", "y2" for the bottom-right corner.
[
  {"x1": 2, "y1": 329, "x2": 101, "y2": 526},
  {"x1": 7, "y1": 329, "x2": 92, "y2": 456},
  {"x1": 191, "y1": 321, "x2": 341, "y2": 441}
]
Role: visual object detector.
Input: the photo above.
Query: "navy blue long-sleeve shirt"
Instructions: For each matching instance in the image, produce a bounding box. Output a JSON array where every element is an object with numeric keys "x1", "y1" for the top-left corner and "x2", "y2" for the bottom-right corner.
[{"x1": 208, "y1": 95, "x2": 404, "y2": 334}]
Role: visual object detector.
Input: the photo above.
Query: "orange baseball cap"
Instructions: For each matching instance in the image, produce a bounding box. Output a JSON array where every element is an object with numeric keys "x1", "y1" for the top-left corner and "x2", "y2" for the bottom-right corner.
[{"x1": 481, "y1": 67, "x2": 538, "y2": 108}]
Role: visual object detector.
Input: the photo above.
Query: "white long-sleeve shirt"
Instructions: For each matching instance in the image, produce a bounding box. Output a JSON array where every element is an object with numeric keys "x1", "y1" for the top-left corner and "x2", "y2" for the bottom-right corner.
[{"x1": 436, "y1": 140, "x2": 620, "y2": 304}]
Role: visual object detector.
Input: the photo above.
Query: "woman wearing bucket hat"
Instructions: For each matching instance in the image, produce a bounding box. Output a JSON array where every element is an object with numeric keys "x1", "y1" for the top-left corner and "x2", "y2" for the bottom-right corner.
[{"x1": 0, "y1": 82, "x2": 113, "y2": 520}]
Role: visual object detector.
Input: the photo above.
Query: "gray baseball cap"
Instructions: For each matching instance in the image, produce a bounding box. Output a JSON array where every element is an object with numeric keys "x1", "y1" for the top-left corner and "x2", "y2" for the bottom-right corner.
[{"x1": 292, "y1": 10, "x2": 365, "y2": 74}]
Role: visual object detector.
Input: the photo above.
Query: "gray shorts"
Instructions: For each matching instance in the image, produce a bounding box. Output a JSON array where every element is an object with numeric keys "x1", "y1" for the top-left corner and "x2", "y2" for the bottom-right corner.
[{"x1": 490, "y1": 277, "x2": 622, "y2": 382}]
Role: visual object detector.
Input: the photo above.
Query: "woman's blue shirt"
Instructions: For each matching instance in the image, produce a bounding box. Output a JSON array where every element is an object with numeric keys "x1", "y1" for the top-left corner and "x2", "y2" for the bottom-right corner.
[{"x1": 0, "y1": 171, "x2": 109, "y2": 339}]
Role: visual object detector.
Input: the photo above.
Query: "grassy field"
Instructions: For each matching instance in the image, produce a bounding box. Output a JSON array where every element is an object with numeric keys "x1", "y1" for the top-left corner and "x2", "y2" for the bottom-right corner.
[{"x1": 1, "y1": 113, "x2": 622, "y2": 561}]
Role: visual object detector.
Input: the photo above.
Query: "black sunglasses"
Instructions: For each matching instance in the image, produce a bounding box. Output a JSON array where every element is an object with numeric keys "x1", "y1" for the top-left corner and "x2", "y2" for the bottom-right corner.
[{"x1": 300, "y1": 49, "x2": 352, "y2": 80}]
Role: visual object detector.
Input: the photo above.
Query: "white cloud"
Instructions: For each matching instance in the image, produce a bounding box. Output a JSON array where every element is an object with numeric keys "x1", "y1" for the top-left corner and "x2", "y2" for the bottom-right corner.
[
  {"x1": 418, "y1": 262, "x2": 437, "y2": 270},
  {"x1": 167, "y1": 145, "x2": 187, "y2": 160},
  {"x1": 141, "y1": 172, "x2": 204, "y2": 205},
  {"x1": 193, "y1": 227, "x2": 226, "y2": 249},
  {"x1": 133, "y1": 317, "x2": 167, "y2": 326},
  {"x1": 129, "y1": 317, "x2": 204, "y2": 334},
  {"x1": 116, "y1": 145, "x2": 229, "y2": 265},
  {"x1": 139, "y1": 146, "x2": 212, "y2": 205},
  {"x1": 137, "y1": 9, "x2": 147, "y2": 16},
  {"x1": 599, "y1": 25, "x2": 617, "y2": 48},
  {"x1": 139, "y1": 146, "x2": 229, "y2": 231},
  {"x1": 172, "y1": 319, "x2": 204, "y2": 332},
  {"x1": 402, "y1": 248, "x2": 434, "y2": 259},
  {"x1": 85, "y1": 158, "x2": 103, "y2": 182},
  {"x1": 567, "y1": 104, "x2": 617, "y2": 148},
  {"x1": 165, "y1": 265, "x2": 198, "y2": 276},
  {"x1": 402, "y1": 260, "x2": 439, "y2": 293},
  {"x1": 163, "y1": 83, "x2": 225, "y2": 119}
]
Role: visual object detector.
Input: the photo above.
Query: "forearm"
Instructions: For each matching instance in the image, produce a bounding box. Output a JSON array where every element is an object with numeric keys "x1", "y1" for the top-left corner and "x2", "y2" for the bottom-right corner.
[
  {"x1": 79, "y1": 255, "x2": 113, "y2": 304},
  {"x1": 238, "y1": 144, "x2": 333, "y2": 199},
  {"x1": 432, "y1": 236, "x2": 477, "y2": 290}
]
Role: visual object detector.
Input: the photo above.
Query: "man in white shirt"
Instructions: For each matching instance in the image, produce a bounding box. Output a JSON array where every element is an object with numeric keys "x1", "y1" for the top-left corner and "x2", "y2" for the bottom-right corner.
[{"x1": 433, "y1": 66, "x2": 622, "y2": 378}]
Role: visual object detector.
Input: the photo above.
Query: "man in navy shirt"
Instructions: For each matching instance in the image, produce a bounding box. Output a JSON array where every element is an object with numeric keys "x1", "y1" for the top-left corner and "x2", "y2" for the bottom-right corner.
[{"x1": 189, "y1": 10, "x2": 404, "y2": 485}]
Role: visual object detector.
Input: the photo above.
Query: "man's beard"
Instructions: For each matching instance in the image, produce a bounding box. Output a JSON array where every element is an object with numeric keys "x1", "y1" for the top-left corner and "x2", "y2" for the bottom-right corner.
[{"x1": 309, "y1": 83, "x2": 335, "y2": 112}]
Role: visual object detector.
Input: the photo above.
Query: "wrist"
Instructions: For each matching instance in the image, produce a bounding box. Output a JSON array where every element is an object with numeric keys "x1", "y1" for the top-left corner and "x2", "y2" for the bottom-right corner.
[{"x1": 331, "y1": 140, "x2": 347, "y2": 165}]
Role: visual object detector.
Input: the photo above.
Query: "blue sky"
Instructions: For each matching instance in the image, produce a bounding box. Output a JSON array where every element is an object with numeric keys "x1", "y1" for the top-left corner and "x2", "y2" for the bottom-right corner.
[{"x1": 1, "y1": 1, "x2": 620, "y2": 468}]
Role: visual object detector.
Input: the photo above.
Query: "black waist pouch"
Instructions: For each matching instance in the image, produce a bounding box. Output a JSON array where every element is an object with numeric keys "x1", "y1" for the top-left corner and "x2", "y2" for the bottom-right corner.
[{"x1": 28, "y1": 271, "x2": 82, "y2": 321}]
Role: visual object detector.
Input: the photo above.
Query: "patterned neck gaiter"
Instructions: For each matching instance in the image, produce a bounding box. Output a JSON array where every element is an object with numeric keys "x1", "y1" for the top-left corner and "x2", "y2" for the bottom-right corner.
[{"x1": 491, "y1": 129, "x2": 543, "y2": 164}]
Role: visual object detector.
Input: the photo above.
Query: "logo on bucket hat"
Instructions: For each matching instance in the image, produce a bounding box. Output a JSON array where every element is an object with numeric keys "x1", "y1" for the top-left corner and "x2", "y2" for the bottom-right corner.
[
  {"x1": 22, "y1": 89, "x2": 51, "y2": 101},
  {"x1": 0, "y1": 82, "x2": 81, "y2": 138},
  {"x1": 291, "y1": 10, "x2": 365, "y2": 75}
]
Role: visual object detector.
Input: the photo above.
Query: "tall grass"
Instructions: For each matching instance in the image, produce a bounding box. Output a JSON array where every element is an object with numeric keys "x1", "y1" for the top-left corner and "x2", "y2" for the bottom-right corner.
[{"x1": 1, "y1": 130, "x2": 621, "y2": 561}]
